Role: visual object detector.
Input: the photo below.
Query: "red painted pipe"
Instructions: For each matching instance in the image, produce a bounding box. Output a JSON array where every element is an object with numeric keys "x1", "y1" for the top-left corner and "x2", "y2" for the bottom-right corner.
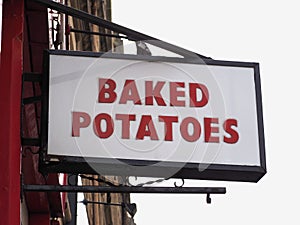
[{"x1": 0, "y1": 1, "x2": 24, "y2": 225}]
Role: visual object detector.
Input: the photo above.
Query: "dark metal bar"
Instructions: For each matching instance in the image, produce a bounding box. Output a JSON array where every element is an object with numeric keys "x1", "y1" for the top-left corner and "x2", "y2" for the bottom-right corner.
[
  {"x1": 21, "y1": 138, "x2": 40, "y2": 146},
  {"x1": 65, "y1": 0, "x2": 70, "y2": 51},
  {"x1": 80, "y1": 174, "x2": 119, "y2": 187},
  {"x1": 23, "y1": 184, "x2": 226, "y2": 194},
  {"x1": 23, "y1": 73, "x2": 42, "y2": 82},
  {"x1": 65, "y1": 174, "x2": 77, "y2": 225},
  {"x1": 80, "y1": 199, "x2": 123, "y2": 207},
  {"x1": 70, "y1": 28, "x2": 128, "y2": 39},
  {"x1": 32, "y1": 0, "x2": 210, "y2": 59},
  {"x1": 22, "y1": 96, "x2": 42, "y2": 105},
  {"x1": 121, "y1": 193, "x2": 125, "y2": 225},
  {"x1": 32, "y1": 0, "x2": 145, "y2": 40}
]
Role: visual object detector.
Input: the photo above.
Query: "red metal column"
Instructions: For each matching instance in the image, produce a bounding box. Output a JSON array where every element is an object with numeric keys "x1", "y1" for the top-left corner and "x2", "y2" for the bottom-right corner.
[
  {"x1": 29, "y1": 214, "x2": 50, "y2": 225},
  {"x1": 0, "y1": 0, "x2": 24, "y2": 225}
]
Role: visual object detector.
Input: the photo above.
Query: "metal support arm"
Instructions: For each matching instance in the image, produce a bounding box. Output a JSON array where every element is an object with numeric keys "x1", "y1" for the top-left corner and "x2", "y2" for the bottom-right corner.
[
  {"x1": 32, "y1": 0, "x2": 210, "y2": 59},
  {"x1": 23, "y1": 184, "x2": 226, "y2": 204},
  {"x1": 23, "y1": 184, "x2": 226, "y2": 194}
]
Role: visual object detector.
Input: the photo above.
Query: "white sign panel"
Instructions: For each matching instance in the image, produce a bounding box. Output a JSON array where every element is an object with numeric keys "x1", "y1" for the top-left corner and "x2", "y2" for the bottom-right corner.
[{"x1": 41, "y1": 51, "x2": 266, "y2": 182}]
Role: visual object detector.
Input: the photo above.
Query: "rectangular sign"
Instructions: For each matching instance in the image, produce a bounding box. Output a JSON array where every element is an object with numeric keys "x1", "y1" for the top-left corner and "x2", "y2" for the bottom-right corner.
[{"x1": 40, "y1": 50, "x2": 266, "y2": 182}]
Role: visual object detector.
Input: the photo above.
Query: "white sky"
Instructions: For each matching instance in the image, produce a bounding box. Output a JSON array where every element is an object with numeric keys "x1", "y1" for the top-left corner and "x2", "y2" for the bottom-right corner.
[
  {"x1": 1, "y1": 0, "x2": 300, "y2": 224},
  {"x1": 111, "y1": 0, "x2": 300, "y2": 224}
]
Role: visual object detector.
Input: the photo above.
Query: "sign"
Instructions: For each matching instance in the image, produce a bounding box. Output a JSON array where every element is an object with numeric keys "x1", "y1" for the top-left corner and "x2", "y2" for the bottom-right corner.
[{"x1": 41, "y1": 50, "x2": 266, "y2": 182}]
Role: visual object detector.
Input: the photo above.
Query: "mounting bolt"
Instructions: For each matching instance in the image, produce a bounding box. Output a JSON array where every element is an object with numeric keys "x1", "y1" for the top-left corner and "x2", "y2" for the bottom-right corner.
[{"x1": 206, "y1": 194, "x2": 211, "y2": 204}]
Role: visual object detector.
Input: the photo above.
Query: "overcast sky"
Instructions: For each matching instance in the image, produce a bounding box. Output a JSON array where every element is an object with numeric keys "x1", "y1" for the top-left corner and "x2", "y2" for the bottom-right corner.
[
  {"x1": 111, "y1": 0, "x2": 300, "y2": 224},
  {"x1": 1, "y1": 0, "x2": 300, "y2": 224}
]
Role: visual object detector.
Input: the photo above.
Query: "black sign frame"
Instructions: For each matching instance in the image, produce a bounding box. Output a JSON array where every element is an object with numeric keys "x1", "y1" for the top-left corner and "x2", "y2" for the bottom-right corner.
[{"x1": 40, "y1": 50, "x2": 266, "y2": 183}]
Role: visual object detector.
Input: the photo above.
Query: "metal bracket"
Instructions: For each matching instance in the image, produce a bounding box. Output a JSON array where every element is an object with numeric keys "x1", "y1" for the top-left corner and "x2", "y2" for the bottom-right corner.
[
  {"x1": 32, "y1": 0, "x2": 211, "y2": 60},
  {"x1": 21, "y1": 72, "x2": 43, "y2": 149},
  {"x1": 22, "y1": 72, "x2": 42, "y2": 82},
  {"x1": 174, "y1": 178, "x2": 185, "y2": 188},
  {"x1": 79, "y1": 174, "x2": 120, "y2": 187},
  {"x1": 21, "y1": 138, "x2": 41, "y2": 147},
  {"x1": 22, "y1": 96, "x2": 42, "y2": 105},
  {"x1": 70, "y1": 28, "x2": 129, "y2": 39},
  {"x1": 23, "y1": 184, "x2": 226, "y2": 204}
]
